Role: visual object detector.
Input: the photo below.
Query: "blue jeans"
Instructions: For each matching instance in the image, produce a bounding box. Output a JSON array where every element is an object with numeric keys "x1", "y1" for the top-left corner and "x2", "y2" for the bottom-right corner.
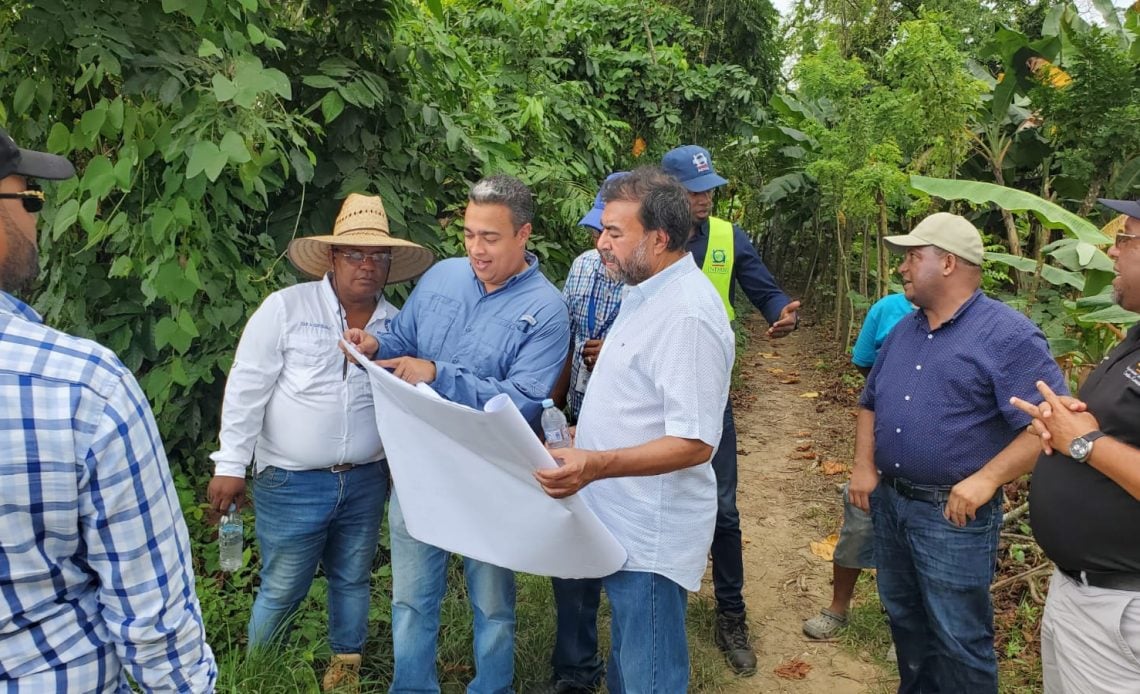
[
  {"x1": 248, "y1": 461, "x2": 388, "y2": 653},
  {"x1": 388, "y1": 490, "x2": 516, "y2": 694},
  {"x1": 548, "y1": 402, "x2": 740, "y2": 686},
  {"x1": 871, "y1": 482, "x2": 1002, "y2": 693},
  {"x1": 710, "y1": 400, "x2": 744, "y2": 614},
  {"x1": 603, "y1": 571, "x2": 690, "y2": 694}
]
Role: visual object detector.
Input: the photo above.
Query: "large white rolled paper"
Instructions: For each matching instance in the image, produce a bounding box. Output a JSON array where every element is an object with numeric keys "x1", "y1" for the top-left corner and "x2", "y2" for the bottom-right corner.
[{"x1": 343, "y1": 340, "x2": 627, "y2": 578}]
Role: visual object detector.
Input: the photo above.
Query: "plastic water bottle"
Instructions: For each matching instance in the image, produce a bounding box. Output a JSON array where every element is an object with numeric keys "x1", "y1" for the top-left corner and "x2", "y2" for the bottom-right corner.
[
  {"x1": 219, "y1": 503, "x2": 243, "y2": 572},
  {"x1": 541, "y1": 398, "x2": 571, "y2": 449}
]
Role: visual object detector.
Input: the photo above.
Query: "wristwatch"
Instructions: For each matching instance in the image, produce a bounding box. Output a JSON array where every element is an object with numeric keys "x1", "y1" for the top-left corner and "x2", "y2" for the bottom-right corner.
[{"x1": 1068, "y1": 430, "x2": 1106, "y2": 463}]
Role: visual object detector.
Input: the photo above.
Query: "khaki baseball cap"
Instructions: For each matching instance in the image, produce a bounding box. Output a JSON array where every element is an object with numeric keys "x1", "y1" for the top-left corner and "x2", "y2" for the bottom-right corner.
[{"x1": 883, "y1": 212, "x2": 984, "y2": 265}]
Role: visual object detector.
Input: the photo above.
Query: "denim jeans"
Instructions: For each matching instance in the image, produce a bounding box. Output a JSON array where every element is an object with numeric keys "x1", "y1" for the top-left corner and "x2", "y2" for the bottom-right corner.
[
  {"x1": 548, "y1": 402, "x2": 739, "y2": 685},
  {"x1": 549, "y1": 578, "x2": 605, "y2": 687},
  {"x1": 710, "y1": 400, "x2": 744, "y2": 614},
  {"x1": 871, "y1": 482, "x2": 1002, "y2": 694},
  {"x1": 603, "y1": 571, "x2": 690, "y2": 694},
  {"x1": 388, "y1": 490, "x2": 516, "y2": 694},
  {"x1": 248, "y1": 461, "x2": 388, "y2": 653}
]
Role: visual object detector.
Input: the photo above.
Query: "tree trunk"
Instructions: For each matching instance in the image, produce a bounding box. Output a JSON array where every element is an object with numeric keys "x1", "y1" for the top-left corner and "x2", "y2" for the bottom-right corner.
[
  {"x1": 992, "y1": 167, "x2": 1023, "y2": 290},
  {"x1": 860, "y1": 223, "x2": 869, "y2": 297},
  {"x1": 877, "y1": 192, "x2": 889, "y2": 298},
  {"x1": 1077, "y1": 173, "x2": 1105, "y2": 218}
]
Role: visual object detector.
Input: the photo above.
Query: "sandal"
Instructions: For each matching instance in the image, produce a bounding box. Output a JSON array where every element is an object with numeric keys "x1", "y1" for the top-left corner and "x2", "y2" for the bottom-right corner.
[{"x1": 802, "y1": 608, "x2": 848, "y2": 639}]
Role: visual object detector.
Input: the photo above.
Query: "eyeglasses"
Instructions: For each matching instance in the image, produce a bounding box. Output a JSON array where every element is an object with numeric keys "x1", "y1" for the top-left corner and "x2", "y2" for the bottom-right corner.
[
  {"x1": 1115, "y1": 232, "x2": 1138, "y2": 248},
  {"x1": 334, "y1": 250, "x2": 392, "y2": 266},
  {"x1": 0, "y1": 187, "x2": 44, "y2": 213}
]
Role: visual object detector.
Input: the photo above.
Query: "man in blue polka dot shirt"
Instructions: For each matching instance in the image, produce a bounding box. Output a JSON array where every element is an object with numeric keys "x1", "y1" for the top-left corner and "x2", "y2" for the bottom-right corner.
[{"x1": 848, "y1": 212, "x2": 1065, "y2": 693}]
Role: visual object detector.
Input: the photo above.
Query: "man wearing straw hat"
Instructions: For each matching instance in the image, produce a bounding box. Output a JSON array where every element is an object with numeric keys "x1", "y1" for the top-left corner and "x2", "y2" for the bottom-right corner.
[
  {"x1": 207, "y1": 193, "x2": 433, "y2": 691},
  {"x1": 344, "y1": 174, "x2": 571, "y2": 694}
]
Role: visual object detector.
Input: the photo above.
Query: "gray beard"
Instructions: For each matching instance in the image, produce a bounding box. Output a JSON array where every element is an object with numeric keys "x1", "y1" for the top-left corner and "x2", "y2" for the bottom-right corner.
[{"x1": 602, "y1": 237, "x2": 652, "y2": 285}]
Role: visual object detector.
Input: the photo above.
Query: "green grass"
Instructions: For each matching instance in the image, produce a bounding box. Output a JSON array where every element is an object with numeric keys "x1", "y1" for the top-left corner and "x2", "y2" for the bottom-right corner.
[{"x1": 209, "y1": 556, "x2": 732, "y2": 692}]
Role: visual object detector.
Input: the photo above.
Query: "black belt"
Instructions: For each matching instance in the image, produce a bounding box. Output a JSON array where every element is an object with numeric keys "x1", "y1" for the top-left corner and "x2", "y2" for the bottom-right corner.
[
  {"x1": 327, "y1": 459, "x2": 381, "y2": 473},
  {"x1": 881, "y1": 476, "x2": 952, "y2": 504},
  {"x1": 1060, "y1": 567, "x2": 1140, "y2": 592}
]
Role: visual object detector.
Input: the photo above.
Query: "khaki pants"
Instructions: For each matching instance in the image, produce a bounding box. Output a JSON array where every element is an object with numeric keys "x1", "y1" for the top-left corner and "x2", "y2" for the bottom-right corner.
[{"x1": 1042, "y1": 567, "x2": 1140, "y2": 693}]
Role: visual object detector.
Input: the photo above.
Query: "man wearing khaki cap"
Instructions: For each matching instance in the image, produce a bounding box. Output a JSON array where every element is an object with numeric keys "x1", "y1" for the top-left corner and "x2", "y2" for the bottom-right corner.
[
  {"x1": 207, "y1": 193, "x2": 433, "y2": 691},
  {"x1": 847, "y1": 212, "x2": 1066, "y2": 692}
]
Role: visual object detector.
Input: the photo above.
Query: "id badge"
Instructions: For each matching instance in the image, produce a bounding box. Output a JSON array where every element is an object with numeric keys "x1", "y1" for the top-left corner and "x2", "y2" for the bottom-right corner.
[{"x1": 575, "y1": 364, "x2": 591, "y2": 393}]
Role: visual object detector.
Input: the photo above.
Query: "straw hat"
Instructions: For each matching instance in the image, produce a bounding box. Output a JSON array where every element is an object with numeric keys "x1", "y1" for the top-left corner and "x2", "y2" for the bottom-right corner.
[{"x1": 287, "y1": 193, "x2": 434, "y2": 284}]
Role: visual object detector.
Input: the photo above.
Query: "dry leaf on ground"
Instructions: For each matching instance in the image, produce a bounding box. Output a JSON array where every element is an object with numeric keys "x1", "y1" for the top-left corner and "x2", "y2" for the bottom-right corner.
[
  {"x1": 821, "y1": 460, "x2": 849, "y2": 476},
  {"x1": 774, "y1": 658, "x2": 812, "y2": 680},
  {"x1": 809, "y1": 533, "x2": 839, "y2": 561},
  {"x1": 799, "y1": 391, "x2": 820, "y2": 398},
  {"x1": 795, "y1": 443, "x2": 813, "y2": 452}
]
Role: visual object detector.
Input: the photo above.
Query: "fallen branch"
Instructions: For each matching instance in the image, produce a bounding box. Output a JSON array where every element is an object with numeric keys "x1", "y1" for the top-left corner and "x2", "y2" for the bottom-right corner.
[
  {"x1": 1003, "y1": 502, "x2": 1029, "y2": 526},
  {"x1": 1028, "y1": 573, "x2": 1047, "y2": 606},
  {"x1": 991, "y1": 562, "x2": 1053, "y2": 592}
]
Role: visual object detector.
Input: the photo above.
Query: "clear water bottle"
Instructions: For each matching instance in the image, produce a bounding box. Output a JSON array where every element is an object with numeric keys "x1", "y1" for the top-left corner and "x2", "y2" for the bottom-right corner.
[
  {"x1": 541, "y1": 398, "x2": 571, "y2": 449},
  {"x1": 219, "y1": 503, "x2": 243, "y2": 572}
]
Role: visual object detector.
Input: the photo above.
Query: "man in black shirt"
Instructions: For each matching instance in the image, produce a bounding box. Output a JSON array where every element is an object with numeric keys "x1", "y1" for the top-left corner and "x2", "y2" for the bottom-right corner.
[{"x1": 1013, "y1": 196, "x2": 1140, "y2": 693}]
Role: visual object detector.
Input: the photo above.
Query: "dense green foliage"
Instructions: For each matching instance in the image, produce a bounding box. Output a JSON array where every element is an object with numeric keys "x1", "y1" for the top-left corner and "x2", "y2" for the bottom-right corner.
[{"x1": 2, "y1": 0, "x2": 1139, "y2": 688}]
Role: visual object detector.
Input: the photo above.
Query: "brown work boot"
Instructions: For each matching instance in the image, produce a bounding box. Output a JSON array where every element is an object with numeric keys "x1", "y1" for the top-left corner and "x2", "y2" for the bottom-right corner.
[
  {"x1": 715, "y1": 610, "x2": 757, "y2": 676},
  {"x1": 322, "y1": 653, "x2": 362, "y2": 693}
]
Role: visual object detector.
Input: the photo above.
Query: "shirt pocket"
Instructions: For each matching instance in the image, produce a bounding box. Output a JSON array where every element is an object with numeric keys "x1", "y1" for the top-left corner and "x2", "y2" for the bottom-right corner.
[
  {"x1": 473, "y1": 316, "x2": 530, "y2": 379},
  {"x1": 419, "y1": 293, "x2": 461, "y2": 358},
  {"x1": 284, "y1": 332, "x2": 339, "y2": 367}
]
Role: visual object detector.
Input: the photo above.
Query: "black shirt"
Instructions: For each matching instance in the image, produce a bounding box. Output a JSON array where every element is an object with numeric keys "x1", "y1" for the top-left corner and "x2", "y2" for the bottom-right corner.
[{"x1": 1030, "y1": 325, "x2": 1140, "y2": 573}]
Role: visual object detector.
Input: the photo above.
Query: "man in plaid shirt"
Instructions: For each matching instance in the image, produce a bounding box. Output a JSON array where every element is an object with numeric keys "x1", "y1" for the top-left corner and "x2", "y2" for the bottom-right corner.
[{"x1": 0, "y1": 128, "x2": 215, "y2": 691}]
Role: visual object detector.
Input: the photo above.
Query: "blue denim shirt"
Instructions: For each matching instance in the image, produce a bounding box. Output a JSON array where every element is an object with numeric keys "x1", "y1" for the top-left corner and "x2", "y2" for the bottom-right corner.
[
  {"x1": 378, "y1": 253, "x2": 570, "y2": 427},
  {"x1": 859, "y1": 290, "x2": 1067, "y2": 485}
]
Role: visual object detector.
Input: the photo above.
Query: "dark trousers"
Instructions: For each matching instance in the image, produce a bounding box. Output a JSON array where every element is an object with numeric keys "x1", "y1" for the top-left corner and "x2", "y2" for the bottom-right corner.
[{"x1": 549, "y1": 402, "x2": 744, "y2": 684}]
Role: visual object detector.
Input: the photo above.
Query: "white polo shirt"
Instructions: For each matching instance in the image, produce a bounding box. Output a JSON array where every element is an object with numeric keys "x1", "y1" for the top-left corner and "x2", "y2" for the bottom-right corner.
[
  {"x1": 576, "y1": 254, "x2": 734, "y2": 591},
  {"x1": 211, "y1": 276, "x2": 395, "y2": 477}
]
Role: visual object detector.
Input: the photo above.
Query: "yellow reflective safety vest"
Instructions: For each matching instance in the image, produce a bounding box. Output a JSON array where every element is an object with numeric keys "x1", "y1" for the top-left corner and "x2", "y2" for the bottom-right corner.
[{"x1": 701, "y1": 216, "x2": 736, "y2": 320}]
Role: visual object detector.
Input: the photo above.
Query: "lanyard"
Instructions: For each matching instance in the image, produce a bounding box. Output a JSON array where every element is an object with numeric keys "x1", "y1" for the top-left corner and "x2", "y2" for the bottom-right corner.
[{"x1": 586, "y1": 275, "x2": 616, "y2": 340}]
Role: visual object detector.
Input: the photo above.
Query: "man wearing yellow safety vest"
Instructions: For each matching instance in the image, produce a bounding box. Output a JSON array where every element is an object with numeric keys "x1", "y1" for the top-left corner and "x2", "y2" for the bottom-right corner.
[{"x1": 662, "y1": 145, "x2": 802, "y2": 676}]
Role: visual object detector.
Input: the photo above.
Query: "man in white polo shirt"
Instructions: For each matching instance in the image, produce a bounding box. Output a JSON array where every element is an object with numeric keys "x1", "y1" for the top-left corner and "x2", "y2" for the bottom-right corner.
[{"x1": 536, "y1": 166, "x2": 735, "y2": 692}]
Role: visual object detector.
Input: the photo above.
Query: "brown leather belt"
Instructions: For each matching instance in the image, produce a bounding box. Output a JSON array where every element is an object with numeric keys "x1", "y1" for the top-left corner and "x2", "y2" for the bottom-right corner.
[{"x1": 327, "y1": 459, "x2": 384, "y2": 473}]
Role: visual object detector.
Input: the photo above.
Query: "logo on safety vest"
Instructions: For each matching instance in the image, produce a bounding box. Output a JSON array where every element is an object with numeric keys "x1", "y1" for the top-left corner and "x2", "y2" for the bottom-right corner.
[
  {"x1": 711, "y1": 249, "x2": 727, "y2": 264},
  {"x1": 692, "y1": 152, "x2": 711, "y2": 173}
]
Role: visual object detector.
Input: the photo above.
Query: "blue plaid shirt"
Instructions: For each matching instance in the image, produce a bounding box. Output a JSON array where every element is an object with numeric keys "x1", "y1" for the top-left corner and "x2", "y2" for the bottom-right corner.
[
  {"x1": 561, "y1": 250, "x2": 623, "y2": 419},
  {"x1": 0, "y1": 292, "x2": 216, "y2": 692}
]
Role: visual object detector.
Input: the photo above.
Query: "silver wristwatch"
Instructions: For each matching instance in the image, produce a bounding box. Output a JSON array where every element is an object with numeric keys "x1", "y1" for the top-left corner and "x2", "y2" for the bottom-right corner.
[{"x1": 1068, "y1": 430, "x2": 1106, "y2": 463}]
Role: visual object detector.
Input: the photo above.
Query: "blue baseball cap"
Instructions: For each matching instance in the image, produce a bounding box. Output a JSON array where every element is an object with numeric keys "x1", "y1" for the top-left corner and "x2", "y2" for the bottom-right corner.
[
  {"x1": 1099, "y1": 197, "x2": 1140, "y2": 220},
  {"x1": 661, "y1": 145, "x2": 727, "y2": 193},
  {"x1": 578, "y1": 171, "x2": 628, "y2": 231}
]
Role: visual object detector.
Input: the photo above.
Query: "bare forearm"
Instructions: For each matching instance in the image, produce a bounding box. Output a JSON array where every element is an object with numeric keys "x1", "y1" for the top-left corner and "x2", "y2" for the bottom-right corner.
[
  {"x1": 974, "y1": 429, "x2": 1040, "y2": 487},
  {"x1": 854, "y1": 407, "x2": 875, "y2": 471},
  {"x1": 1088, "y1": 438, "x2": 1140, "y2": 501},
  {"x1": 587, "y1": 436, "x2": 713, "y2": 480}
]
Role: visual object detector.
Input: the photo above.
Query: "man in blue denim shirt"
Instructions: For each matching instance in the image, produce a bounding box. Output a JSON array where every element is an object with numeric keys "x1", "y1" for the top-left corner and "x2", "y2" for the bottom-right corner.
[
  {"x1": 345, "y1": 174, "x2": 570, "y2": 694},
  {"x1": 848, "y1": 213, "x2": 1065, "y2": 693}
]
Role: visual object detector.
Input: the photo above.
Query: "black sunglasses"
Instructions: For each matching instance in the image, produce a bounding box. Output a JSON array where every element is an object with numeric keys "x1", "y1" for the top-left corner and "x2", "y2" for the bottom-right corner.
[{"x1": 0, "y1": 185, "x2": 44, "y2": 213}]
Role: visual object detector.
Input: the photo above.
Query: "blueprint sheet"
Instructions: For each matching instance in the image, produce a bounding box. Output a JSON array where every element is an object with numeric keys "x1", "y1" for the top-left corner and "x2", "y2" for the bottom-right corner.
[{"x1": 344, "y1": 341, "x2": 627, "y2": 578}]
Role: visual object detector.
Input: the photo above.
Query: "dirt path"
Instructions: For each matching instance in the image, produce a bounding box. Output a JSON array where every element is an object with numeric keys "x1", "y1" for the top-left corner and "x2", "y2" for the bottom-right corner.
[{"x1": 702, "y1": 315, "x2": 891, "y2": 693}]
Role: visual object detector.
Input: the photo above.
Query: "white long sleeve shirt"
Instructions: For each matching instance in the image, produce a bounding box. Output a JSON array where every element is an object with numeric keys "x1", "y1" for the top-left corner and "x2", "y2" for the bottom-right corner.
[{"x1": 210, "y1": 276, "x2": 395, "y2": 478}]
